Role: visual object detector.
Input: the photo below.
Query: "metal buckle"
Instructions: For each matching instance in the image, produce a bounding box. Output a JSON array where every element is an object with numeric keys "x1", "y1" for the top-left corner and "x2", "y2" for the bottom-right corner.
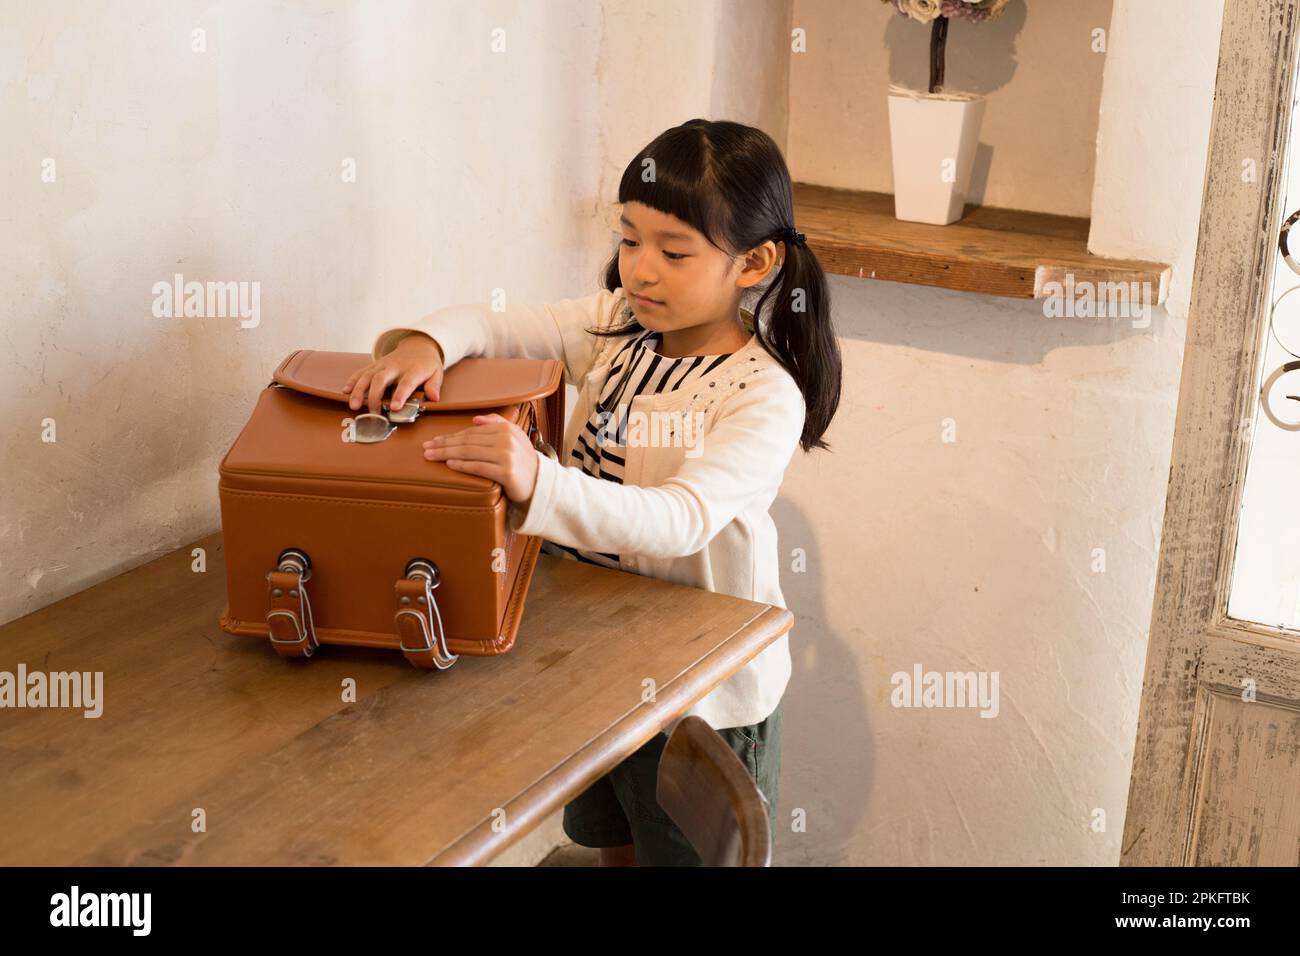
[{"x1": 267, "y1": 610, "x2": 309, "y2": 645}]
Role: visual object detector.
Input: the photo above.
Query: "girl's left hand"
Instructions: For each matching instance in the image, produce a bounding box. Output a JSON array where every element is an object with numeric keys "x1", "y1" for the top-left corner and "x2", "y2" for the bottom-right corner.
[{"x1": 423, "y1": 413, "x2": 540, "y2": 504}]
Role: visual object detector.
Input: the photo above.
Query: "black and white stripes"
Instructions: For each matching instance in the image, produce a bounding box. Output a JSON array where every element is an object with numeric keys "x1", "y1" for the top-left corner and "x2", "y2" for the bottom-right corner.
[{"x1": 540, "y1": 329, "x2": 734, "y2": 569}]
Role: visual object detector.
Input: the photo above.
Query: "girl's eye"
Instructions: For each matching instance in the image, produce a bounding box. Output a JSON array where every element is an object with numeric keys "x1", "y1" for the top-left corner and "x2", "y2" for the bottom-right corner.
[{"x1": 621, "y1": 239, "x2": 686, "y2": 261}]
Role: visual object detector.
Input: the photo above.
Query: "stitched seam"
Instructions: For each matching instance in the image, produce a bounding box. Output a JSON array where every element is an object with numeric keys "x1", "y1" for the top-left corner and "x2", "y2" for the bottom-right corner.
[
  {"x1": 478, "y1": 533, "x2": 539, "y2": 652},
  {"x1": 222, "y1": 489, "x2": 496, "y2": 514}
]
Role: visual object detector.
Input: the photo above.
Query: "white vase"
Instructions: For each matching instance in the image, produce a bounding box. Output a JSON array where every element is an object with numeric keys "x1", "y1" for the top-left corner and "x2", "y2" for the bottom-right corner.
[{"x1": 886, "y1": 88, "x2": 986, "y2": 225}]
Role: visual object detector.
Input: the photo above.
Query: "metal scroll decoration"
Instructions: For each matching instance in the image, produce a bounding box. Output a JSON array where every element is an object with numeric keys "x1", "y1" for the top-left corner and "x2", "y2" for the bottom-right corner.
[{"x1": 1264, "y1": 212, "x2": 1300, "y2": 431}]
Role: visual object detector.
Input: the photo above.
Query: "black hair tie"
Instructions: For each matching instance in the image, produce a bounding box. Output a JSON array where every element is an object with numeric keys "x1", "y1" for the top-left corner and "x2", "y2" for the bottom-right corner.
[{"x1": 780, "y1": 225, "x2": 807, "y2": 248}]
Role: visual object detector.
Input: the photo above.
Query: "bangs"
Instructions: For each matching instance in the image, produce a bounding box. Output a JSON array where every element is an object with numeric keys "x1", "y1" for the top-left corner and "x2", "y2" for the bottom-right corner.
[{"x1": 616, "y1": 136, "x2": 736, "y2": 257}]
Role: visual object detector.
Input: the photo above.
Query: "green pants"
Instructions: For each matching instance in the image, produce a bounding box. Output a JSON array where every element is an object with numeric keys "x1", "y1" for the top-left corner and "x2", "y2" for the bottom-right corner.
[{"x1": 561, "y1": 697, "x2": 784, "y2": 866}]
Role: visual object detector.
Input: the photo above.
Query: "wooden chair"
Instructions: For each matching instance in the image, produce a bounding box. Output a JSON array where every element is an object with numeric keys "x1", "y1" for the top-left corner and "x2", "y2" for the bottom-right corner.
[{"x1": 655, "y1": 716, "x2": 772, "y2": 866}]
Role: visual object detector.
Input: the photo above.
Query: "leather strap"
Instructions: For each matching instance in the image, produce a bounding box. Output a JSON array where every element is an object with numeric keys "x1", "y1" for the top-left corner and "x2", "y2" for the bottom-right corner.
[
  {"x1": 395, "y1": 575, "x2": 457, "y2": 670},
  {"x1": 266, "y1": 568, "x2": 319, "y2": 658}
]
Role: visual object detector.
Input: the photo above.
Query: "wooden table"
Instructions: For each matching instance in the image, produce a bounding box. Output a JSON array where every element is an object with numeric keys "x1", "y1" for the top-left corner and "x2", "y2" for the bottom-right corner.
[{"x1": 0, "y1": 533, "x2": 792, "y2": 865}]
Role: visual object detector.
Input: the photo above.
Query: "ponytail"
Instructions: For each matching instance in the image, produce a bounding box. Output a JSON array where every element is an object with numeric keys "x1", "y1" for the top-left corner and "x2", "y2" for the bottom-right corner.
[{"x1": 749, "y1": 231, "x2": 841, "y2": 452}]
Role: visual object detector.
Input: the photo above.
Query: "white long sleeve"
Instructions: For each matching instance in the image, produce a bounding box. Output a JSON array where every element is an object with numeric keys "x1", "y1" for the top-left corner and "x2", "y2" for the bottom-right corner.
[
  {"x1": 508, "y1": 370, "x2": 806, "y2": 559},
  {"x1": 372, "y1": 288, "x2": 625, "y2": 386}
]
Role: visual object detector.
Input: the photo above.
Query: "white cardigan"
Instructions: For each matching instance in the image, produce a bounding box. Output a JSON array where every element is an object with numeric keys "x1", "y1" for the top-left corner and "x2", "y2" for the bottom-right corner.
[{"x1": 372, "y1": 287, "x2": 805, "y2": 730}]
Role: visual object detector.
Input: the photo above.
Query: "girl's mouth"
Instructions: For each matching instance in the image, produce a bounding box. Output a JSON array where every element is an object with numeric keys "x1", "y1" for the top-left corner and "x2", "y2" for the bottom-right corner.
[{"x1": 632, "y1": 292, "x2": 663, "y2": 307}]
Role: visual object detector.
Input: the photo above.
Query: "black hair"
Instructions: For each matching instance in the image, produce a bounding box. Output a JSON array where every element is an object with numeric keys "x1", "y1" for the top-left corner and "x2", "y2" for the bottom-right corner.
[{"x1": 589, "y1": 118, "x2": 842, "y2": 452}]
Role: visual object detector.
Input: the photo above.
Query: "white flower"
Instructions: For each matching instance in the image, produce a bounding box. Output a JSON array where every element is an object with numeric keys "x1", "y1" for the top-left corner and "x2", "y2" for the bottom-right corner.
[{"x1": 902, "y1": 0, "x2": 943, "y2": 24}]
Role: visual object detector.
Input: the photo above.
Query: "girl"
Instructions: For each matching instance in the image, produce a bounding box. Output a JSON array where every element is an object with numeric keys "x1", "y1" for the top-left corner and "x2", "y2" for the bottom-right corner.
[{"x1": 344, "y1": 119, "x2": 842, "y2": 866}]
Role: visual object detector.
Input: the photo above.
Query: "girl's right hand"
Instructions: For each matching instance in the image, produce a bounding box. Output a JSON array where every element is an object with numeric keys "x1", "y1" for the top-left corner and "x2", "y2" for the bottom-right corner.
[{"x1": 344, "y1": 332, "x2": 446, "y2": 413}]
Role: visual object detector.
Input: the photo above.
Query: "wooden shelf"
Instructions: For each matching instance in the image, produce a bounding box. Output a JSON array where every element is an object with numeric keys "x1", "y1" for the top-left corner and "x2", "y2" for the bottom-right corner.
[{"x1": 793, "y1": 182, "x2": 1170, "y2": 305}]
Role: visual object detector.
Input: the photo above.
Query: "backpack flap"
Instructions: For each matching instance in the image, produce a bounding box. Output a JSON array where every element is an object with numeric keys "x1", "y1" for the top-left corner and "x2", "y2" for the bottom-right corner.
[{"x1": 272, "y1": 349, "x2": 563, "y2": 414}]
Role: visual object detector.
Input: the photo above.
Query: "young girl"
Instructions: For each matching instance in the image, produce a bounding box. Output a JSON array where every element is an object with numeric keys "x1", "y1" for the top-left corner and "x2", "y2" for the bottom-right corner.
[{"x1": 344, "y1": 119, "x2": 842, "y2": 866}]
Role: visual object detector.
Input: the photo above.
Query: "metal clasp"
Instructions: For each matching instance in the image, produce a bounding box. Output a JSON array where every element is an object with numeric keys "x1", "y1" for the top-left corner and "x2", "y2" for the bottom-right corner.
[
  {"x1": 529, "y1": 417, "x2": 557, "y2": 460},
  {"x1": 353, "y1": 400, "x2": 422, "y2": 443},
  {"x1": 385, "y1": 400, "x2": 421, "y2": 423}
]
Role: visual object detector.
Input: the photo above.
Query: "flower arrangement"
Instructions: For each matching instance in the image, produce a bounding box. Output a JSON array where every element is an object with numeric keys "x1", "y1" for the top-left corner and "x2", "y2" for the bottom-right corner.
[{"x1": 881, "y1": 0, "x2": 1010, "y2": 94}]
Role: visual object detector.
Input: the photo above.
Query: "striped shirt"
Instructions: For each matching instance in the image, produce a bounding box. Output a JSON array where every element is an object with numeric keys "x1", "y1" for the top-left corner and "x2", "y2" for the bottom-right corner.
[{"x1": 540, "y1": 328, "x2": 734, "y2": 569}]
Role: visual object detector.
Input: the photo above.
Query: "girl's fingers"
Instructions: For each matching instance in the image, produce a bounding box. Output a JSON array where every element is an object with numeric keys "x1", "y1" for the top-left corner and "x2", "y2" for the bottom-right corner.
[
  {"x1": 423, "y1": 429, "x2": 503, "y2": 448},
  {"x1": 365, "y1": 366, "x2": 400, "y2": 414},
  {"x1": 425, "y1": 420, "x2": 513, "y2": 445},
  {"x1": 439, "y1": 458, "x2": 499, "y2": 480},
  {"x1": 347, "y1": 369, "x2": 374, "y2": 410},
  {"x1": 391, "y1": 370, "x2": 429, "y2": 410},
  {"x1": 425, "y1": 442, "x2": 505, "y2": 463},
  {"x1": 423, "y1": 417, "x2": 520, "y2": 468}
]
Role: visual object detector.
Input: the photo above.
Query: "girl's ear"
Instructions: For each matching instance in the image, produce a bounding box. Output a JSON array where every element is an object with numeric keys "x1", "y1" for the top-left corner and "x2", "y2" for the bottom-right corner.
[{"x1": 736, "y1": 239, "x2": 781, "y2": 290}]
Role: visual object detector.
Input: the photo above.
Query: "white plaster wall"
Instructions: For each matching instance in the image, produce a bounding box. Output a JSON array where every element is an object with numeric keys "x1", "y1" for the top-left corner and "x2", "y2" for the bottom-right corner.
[
  {"x1": 777, "y1": 280, "x2": 1185, "y2": 865},
  {"x1": 1, "y1": 0, "x2": 611, "y2": 617},
  {"x1": 593, "y1": 0, "x2": 792, "y2": 229},
  {"x1": 1089, "y1": 0, "x2": 1225, "y2": 319},
  {"x1": 777, "y1": 0, "x2": 1223, "y2": 864}
]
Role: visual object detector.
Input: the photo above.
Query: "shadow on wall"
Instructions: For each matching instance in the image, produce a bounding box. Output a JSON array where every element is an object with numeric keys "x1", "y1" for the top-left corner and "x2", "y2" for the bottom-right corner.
[
  {"x1": 770, "y1": 494, "x2": 873, "y2": 866},
  {"x1": 839, "y1": 279, "x2": 1169, "y2": 364},
  {"x1": 761, "y1": 272, "x2": 1176, "y2": 864},
  {"x1": 881, "y1": 0, "x2": 1026, "y2": 96}
]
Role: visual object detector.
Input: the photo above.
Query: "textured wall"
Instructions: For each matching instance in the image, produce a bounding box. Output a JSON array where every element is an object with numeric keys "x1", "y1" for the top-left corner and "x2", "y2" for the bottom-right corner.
[
  {"x1": 776, "y1": 0, "x2": 1223, "y2": 864},
  {"x1": 777, "y1": 278, "x2": 1185, "y2": 864},
  {"x1": 1089, "y1": 0, "x2": 1225, "y2": 321}
]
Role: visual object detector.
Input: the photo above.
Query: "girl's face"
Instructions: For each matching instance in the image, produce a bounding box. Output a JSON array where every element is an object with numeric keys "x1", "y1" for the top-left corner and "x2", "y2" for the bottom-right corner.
[{"x1": 618, "y1": 201, "x2": 777, "y2": 333}]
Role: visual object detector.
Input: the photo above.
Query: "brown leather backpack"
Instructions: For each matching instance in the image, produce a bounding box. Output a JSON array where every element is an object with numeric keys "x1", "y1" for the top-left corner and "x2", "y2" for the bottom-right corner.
[{"x1": 218, "y1": 349, "x2": 564, "y2": 669}]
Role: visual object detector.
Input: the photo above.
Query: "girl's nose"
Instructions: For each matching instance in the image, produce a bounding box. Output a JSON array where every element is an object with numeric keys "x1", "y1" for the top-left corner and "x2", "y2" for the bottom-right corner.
[{"x1": 629, "y1": 262, "x2": 658, "y2": 286}]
